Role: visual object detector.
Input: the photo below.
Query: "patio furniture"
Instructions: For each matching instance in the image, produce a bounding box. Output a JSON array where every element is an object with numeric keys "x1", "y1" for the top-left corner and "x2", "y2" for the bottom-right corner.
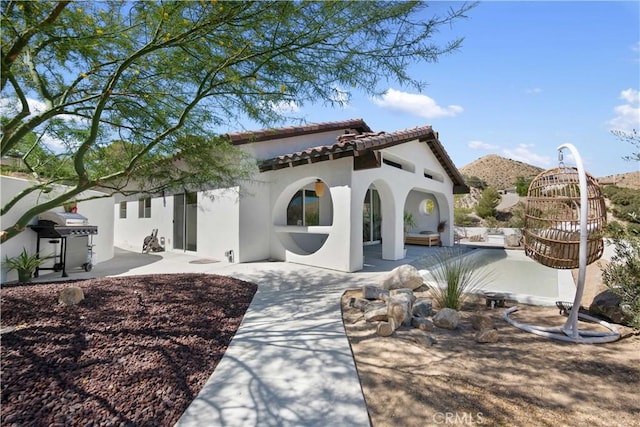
[
  {"x1": 504, "y1": 143, "x2": 619, "y2": 343},
  {"x1": 405, "y1": 231, "x2": 440, "y2": 247}
]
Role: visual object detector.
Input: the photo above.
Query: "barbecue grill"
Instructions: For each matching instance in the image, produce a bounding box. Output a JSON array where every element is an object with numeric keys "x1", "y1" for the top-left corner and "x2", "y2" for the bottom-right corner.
[{"x1": 29, "y1": 212, "x2": 98, "y2": 277}]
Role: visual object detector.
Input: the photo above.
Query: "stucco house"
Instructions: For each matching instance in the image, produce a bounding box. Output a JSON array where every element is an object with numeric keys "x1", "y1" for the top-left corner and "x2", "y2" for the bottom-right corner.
[{"x1": 113, "y1": 119, "x2": 468, "y2": 272}]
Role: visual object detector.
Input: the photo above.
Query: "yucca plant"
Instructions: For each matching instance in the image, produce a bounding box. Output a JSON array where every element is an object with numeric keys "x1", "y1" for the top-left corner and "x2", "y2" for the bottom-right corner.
[{"x1": 423, "y1": 248, "x2": 495, "y2": 310}]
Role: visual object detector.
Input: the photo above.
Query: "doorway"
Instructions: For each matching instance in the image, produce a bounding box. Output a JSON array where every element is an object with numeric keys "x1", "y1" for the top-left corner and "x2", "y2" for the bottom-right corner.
[
  {"x1": 363, "y1": 187, "x2": 381, "y2": 245},
  {"x1": 173, "y1": 192, "x2": 197, "y2": 251}
]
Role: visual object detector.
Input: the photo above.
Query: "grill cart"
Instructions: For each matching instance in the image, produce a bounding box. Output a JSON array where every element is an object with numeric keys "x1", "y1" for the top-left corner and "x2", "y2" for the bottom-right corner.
[{"x1": 29, "y1": 212, "x2": 98, "y2": 278}]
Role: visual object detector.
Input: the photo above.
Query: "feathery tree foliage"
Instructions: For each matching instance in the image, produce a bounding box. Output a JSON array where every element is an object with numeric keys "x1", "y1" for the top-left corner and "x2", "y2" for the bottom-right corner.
[{"x1": 1, "y1": 0, "x2": 476, "y2": 242}]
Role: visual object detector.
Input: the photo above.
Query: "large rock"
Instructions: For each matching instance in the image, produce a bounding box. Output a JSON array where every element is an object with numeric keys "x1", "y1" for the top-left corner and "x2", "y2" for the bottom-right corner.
[
  {"x1": 348, "y1": 297, "x2": 370, "y2": 311},
  {"x1": 433, "y1": 308, "x2": 460, "y2": 330},
  {"x1": 475, "y1": 328, "x2": 499, "y2": 343},
  {"x1": 470, "y1": 314, "x2": 494, "y2": 331},
  {"x1": 589, "y1": 290, "x2": 633, "y2": 325},
  {"x1": 390, "y1": 288, "x2": 416, "y2": 303},
  {"x1": 362, "y1": 285, "x2": 389, "y2": 301},
  {"x1": 58, "y1": 286, "x2": 85, "y2": 306},
  {"x1": 364, "y1": 302, "x2": 388, "y2": 322},
  {"x1": 376, "y1": 318, "x2": 397, "y2": 337},
  {"x1": 412, "y1": 299, "x2": 434, "y2": 318},
  {"x1": 505, "y1": 234, "x2": 521, "y2": 247},
  {"x1": 379, "y1": 264, "x2": 424, "y2": 290},
  {"x1": 387, "y1": 295, "x2": 412, "y2": 327},
  {"x1": 411, "y1": 316, "x2": 434, "y2": 332}
]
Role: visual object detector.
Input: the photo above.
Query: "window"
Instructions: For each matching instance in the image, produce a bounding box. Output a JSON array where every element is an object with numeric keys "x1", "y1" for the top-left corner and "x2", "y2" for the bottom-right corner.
[
  {"x1": 119, "y1": 201, "x2": 127, "y2": 219},
  {"x1": 287, "y1": 189, "x2": 319, "y2": 226},
  {"x1": 420, "y1": 199, "x2": 435, "y2": 215},
  {"x1": 138, "y1": 197, "x2": 151, "y2": 218}
]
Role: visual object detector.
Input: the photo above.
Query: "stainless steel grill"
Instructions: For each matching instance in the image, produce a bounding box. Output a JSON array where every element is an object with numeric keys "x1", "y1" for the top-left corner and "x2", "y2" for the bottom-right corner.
[{"x1": 30, "y1": 212, "x2": 98, "y2": 277}]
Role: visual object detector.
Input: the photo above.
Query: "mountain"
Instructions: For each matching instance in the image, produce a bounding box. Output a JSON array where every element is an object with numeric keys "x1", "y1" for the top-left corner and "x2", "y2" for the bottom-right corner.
[{"x1": 459, "y1": 154, "x2": 544, "y2": 190}]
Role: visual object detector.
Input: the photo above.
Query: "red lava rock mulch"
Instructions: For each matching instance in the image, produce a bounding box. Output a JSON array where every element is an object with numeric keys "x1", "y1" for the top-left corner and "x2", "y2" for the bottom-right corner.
[{"x1": 1, "y1": 273, "x2": 257, "y2": 427}]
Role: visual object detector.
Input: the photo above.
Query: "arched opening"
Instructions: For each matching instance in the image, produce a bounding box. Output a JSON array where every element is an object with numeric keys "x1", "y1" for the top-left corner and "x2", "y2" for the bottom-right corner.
[{"x1": 273, "y1": 178, "x2": 333, "y2": 255}]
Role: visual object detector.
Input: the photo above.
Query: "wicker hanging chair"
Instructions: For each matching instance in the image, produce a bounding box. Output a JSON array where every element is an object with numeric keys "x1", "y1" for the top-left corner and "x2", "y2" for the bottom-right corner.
[{"x1": 523, "y1": 165, "x2": 606, "y2": 269}]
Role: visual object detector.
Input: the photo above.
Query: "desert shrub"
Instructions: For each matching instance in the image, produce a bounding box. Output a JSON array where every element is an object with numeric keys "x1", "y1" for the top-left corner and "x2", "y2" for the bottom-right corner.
[
  {"x1": 508, "y1": 201, "x2": 526, "y2": 228},
  {"x1": 514, "y1": 176, "x2": 532, "y2": 197},
  {"x1": 476, "y1": 187, "x2": 500, "y2": 219},
  {"x1": 423, "y1": 248, "x2": 494, "y2": 310},
  {"x1": 601, "y1": 225, "x2": 640, "y2": 329},
  {"x1": 454, "y1": 207, "x2": 474, "y2": 226},
  {"x1": 602, "y1": 185, "x2": 640, "y2": 223},
  {"x1": 605, "y1": 221, "x2": 627, "y2": 239}
]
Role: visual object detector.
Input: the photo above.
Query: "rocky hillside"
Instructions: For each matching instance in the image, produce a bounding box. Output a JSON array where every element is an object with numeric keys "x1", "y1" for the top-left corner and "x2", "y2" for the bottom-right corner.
[
  {"x1": 598, "y1": 171, "x2": 640, "y2": 190},
  {"x1": 460, "y1": 155, "x2": 544, "y2": 190},
  {"x1": 460, "y1": 154, "x2": 640, "y2": 191}
]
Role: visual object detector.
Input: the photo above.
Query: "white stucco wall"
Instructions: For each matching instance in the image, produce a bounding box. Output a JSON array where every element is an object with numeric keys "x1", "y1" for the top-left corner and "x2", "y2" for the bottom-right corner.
[
  {"x1": 198, "y1": 188, "x2": 240, "y2": 262},
  {"x1": 1, "y1": 176, "x2": 114, "y2": 283},
  {"x1": 114, "y1": 195, "x2": 173, "y2": 252},
  {"x1": 238, "y1": 181, "x2": 271, "y2": 262}
]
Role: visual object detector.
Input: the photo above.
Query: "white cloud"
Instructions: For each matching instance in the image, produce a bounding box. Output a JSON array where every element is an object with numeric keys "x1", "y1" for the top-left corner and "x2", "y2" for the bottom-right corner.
[
  {"x1": 372, "y1": 88, "x2": 463, "y2": 119},
  {"x1": 525, "y1": 88, "x2": 543, "y2": 94},
  {"x1": 620, "y1": 88, "x2": 640, "y2": 104},
  {"x1": 502, "y1": 144, "x2": 552, "y2": 167},
  {"x1": 269, "y1": 100, "x2": 299, "y2": 114},
  {"x1": 468, "y1": 140, "x2": 499, "y2": 150},
  {"x1": 632, "y1": 41, "x2": 640, "y2": 52},
  {"x1": 608, "y1": 88, "x2": 640, "y2": 132}
]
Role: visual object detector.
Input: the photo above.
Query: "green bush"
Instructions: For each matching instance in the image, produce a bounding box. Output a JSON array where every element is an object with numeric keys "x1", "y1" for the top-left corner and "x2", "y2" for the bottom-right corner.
[
  {"x1": 601, "y1": 225, "x2": 640, "y2": 329},
  {"x1": 476, "y1": 187, "x2": 500, "y2": 219},
  {"x1": 423, "y1": 248, "x2": 494, "y2": 310},
  {"x1": 514, "y1": 176, "x2": 532, "y2": 197},
  {"x1": 454, "y1": 207, "x2": 474, "y2": 226}
]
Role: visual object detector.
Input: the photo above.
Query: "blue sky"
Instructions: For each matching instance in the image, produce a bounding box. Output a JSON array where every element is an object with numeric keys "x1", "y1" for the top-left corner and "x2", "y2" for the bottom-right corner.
[{"x1": 236, "y1": 1, "x2": 640, "y2": 177}]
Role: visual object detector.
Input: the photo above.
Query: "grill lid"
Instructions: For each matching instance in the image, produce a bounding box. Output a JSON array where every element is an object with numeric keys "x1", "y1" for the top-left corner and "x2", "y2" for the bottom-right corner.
[{"x1": 38, "y1": 211, "x2": 89, "y2": 227}]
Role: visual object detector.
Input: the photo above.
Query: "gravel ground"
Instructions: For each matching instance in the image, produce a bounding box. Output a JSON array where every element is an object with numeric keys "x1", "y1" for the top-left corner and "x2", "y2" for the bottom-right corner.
[{"x1": 1, "y1": 274, "x2": 257, "y2": 427}]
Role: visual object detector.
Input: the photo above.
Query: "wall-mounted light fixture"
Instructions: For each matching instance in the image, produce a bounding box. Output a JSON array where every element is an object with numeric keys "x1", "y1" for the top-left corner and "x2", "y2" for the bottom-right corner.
[{"x1": 314, "y1": 179, "x2": 325, "y2": 197}]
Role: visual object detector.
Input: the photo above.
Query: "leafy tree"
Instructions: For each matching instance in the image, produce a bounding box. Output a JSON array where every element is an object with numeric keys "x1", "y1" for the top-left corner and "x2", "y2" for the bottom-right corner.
[
  {"x1": 1, "y1": 1, "x2": 476, "y2": 242},
  {"x1": 611, "y1": 129, "x2": 639, "y2": 162},
  {"x1": 475, "y1": 186, "x2": 500, "y2": 219},
  {"x1": 514, "y1": 175, "x2": 532, "y2": 197},
  {"x1": 601, "y1": 223, "x2": 640, "y2": 328}
]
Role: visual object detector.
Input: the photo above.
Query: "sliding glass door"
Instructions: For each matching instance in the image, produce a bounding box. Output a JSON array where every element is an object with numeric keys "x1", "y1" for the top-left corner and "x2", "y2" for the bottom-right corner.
[{"x1": 173, "y1": 192, "x2": 197, "y2": 251}]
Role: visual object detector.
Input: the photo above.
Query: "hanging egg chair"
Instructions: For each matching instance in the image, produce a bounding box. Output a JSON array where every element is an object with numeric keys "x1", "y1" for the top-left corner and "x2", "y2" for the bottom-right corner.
[
  {"x1": 523, "y1": 165, "x2": 606, "y2": 269},
  {"x1": 503, "y1": 143, "x2": 619, "y2": 344}
]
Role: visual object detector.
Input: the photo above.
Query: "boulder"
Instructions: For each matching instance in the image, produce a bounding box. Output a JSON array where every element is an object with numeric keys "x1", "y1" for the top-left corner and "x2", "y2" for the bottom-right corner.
[
  {"x1": 379, "y1": 264, "x2": 424, "y2": 290},
  {"x1": 390, "y1": 288, "x2": 416, "y2": 303},
  {"x1": 387, "y1": 295, "x2": 412, "y2": 327},
  {"x1": 505, "y1": 234, "x2": 521, "y2": 247},
  {"x1": 364, "y1": 302, "x2": 388, "y2": 322},
  {"x1": 475, "y1": 328, "x2": 499, "y2": 343},
  {"x1": 433, "y1": 308, "x2": 460, "y2": 330},
  {"x1": 376, "y1": 319, "x2": 397, "y2": 337},
  {"x1": 589, "y1": 290, "x2": 633, "y2": 325},
  {"x1": 412, "y1": 299, "x2": 434, "y2": 318},
  {"x1": 362, "y1": 285, "x2": 389, "y2": 301},
  {"x1": 348, "y1": 297, "x2": 370, "y2": 311},
  {"x1": 470, "y1": 314, "x2": 494, "y2": 331},
  {"x1": 58, "y1": 286, "x2": 85, "y2": 306},
  {"x1": 411, "y1": 316, "x2": 434, "y2": 332}
]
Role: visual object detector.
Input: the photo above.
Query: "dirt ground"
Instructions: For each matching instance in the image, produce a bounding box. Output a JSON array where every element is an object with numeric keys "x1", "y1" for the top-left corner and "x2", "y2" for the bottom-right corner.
[
  {"x1": 0, "y1": 274, "x2": 257, "y2": 426},
  {"x1": 341, "y1": 281, "x2": 640, "y2": 427}
]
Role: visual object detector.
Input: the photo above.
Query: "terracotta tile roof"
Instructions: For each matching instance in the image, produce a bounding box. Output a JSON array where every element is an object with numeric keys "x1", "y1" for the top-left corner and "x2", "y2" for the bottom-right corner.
[
  {"x1": 226, "y1": 118, "x2": 372, "y2": 145},
  {"x1": 258, "y1": 124, "x2": 469, "y2": 194}
]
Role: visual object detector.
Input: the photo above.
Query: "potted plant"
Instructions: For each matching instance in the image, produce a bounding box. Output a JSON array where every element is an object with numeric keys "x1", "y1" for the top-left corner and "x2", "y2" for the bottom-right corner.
[
  {"x1": 404, "y1": 211, "x2": 417, "y2": 236},
  {"x1": 437, "y1": 220, "x2": 447, "y2": 246},
  {"x1": 403, "y1": 211, "x2": 417, "y2": 257},
  {"x1": 3, "y1": 248, "x2": 46, "y2": 283}
]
